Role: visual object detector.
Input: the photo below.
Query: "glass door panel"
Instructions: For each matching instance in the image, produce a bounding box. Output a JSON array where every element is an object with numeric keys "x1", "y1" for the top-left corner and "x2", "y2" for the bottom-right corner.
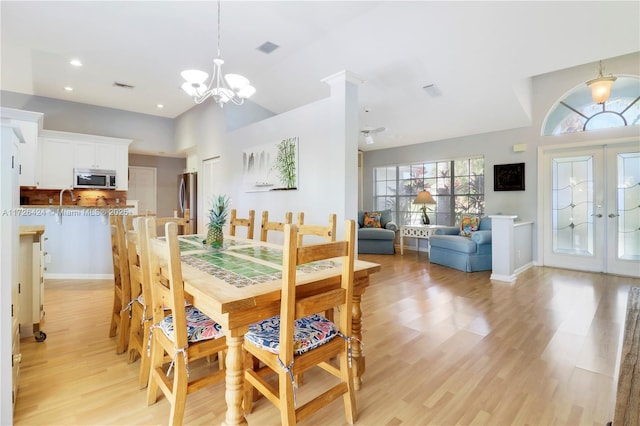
[
  {"x1": 617, "y1": 152, "x2": 640, "y2": 260},
  {"x1": 552, "y1": 156, "x2": 594, "y2": 255}
]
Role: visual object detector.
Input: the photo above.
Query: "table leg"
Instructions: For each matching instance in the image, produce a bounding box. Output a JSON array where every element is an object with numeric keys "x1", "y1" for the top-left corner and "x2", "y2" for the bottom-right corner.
[
  {"x1": 351, "y1": 293, "x2": 365, "y2": 390},
  {"x1": 222, "y1": 335, "x2": 248, "y2": 426},
  {"x1": 400, "y1": 231, "x2": 404, "y2": 255}
]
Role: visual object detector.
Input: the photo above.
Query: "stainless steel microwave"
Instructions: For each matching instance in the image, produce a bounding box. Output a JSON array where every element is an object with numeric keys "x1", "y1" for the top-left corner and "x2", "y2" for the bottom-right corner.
[{"x1": 73, "y1": 168, "x2": 117, "y2": 189}]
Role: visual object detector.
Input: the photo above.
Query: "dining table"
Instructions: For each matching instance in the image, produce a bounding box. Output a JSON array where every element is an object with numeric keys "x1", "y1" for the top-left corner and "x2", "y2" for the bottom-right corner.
[{"x1": 166, "y1": 233, "x2": 381, "y2": 426}]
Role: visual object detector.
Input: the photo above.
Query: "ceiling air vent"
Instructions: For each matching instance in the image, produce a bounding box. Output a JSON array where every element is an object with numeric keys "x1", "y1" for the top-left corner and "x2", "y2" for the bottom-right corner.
[
  {"x1": 257, "y1": 41, "x2": 279, "y2": 54},
  {"x1": 113, "y1": 81, "x2": 135, "y2": 89}
]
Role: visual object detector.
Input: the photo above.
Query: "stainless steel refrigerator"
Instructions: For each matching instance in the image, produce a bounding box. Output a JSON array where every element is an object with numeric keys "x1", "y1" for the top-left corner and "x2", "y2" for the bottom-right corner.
[{"x1": 178, "y1": 172, "x2": 197, "y2": 232}]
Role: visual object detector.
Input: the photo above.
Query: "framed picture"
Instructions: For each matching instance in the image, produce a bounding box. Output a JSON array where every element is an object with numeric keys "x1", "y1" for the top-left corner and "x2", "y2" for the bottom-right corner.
[
  {"x1": 242, "y1": 137, "x2": 298, "y2": 192},
  {"x1": 494, "y1": 163, "x2": 525, "y2": 191}
]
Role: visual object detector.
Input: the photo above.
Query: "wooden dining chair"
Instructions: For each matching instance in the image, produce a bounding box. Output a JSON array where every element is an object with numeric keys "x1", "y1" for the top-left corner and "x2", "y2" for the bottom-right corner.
[
  {"x1": 108, "y1": 214, "x2": 130, "y2": 354},
  {"x1": 296, "y1": 212, "x2": 337, "y2": 246},
  {"x1": 260, "y1": 210, "x2": 293, "y2": 242},
  {"x1": 243, "y1": 220, "x2": 357, "y2": 425},
  {"x1": 125, "y1": 216, "x2": 155, "y2": 388},
  {"x1": 145, "y1": 219, "x2": 227, "y2": 426},
  {"x1": 156, "y1": 208, "x2": 191, "y2": 235},
  {"x1": 230, "y1": 209, "x2": 255, "y2": 239}
]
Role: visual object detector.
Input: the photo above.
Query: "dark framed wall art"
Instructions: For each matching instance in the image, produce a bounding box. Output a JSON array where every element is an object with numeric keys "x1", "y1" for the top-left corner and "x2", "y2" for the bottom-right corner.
[{"x1": 494, "y1": 163, "x2": 525, "y2": 191}]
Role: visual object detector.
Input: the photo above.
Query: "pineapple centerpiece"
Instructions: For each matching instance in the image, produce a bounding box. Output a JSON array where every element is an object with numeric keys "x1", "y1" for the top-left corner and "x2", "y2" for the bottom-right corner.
[{"x1": 206, "y1": 194, "x2": 230, "y2": 248}]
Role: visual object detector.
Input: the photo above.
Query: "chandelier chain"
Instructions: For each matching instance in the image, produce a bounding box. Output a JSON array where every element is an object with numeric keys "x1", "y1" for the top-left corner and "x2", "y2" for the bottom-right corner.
[{"x1": 217, "y1": 0, "x2": 221, "y2": 59}]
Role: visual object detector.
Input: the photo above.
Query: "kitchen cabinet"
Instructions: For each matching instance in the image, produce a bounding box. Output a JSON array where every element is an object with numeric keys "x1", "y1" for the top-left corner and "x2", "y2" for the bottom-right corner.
[
  {"x1": 1, "y1": 123, "x2": 22, "y2": 420},
  {"x1": 0, "y1": 108, "x2": 44, "y2": 187},
  {"x1": 18, "y1": 226, "x2": 46, "y2": 341},
  {"x1": 39, "y1": 137, "x2": 75, "y2": 189},
  {"x1": 39, "y1": 130, "x2": 131, "y2": 190},
  {"x1": 74, "y1": 142, "x2": 116, "y2": 170}
]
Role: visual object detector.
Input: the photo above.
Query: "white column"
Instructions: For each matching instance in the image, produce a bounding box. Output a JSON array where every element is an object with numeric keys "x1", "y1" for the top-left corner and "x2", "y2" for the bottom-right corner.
[
  {"x1": 490, "y1": 215, "x2": 517, "y2": 283},
  {"x1": 321, "y1": 71, "x2": 362, "y2": 234}
]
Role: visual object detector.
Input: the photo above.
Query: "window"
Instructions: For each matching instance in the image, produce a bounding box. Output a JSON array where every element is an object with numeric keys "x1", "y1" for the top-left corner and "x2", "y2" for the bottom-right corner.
[
  {"x1": 373, "y1": 157, "x2": 484, "y2": 226},
  {"x1": 543, "y1": 75, "x2": 640, "y2": 135}
]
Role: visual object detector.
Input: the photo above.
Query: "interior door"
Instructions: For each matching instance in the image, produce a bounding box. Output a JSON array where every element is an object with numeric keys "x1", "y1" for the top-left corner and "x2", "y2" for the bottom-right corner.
[
  {"x1": 128, "y1": 166, "x2": 156, "y2": 215},
  {"x1": 543, "y1": 141, "x2": 639, "y2": 277}
]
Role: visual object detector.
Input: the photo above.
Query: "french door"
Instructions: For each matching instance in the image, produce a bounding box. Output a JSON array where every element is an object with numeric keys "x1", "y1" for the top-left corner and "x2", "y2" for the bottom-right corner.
[{"x1": 542, "y1": 141, "x2": 639, "y2": 277}]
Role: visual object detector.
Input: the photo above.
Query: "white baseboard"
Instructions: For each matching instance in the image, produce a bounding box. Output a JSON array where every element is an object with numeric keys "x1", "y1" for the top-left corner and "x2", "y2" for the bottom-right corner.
[
  {"x1": 490, "y1": 273, "x2": 516, "y2": 283},
  {"x1": 514, "y1": 262, "x2": 533, "y2": 276},
  {"x1": 44, "y1": 273, "x2": 114, "y2": 280}
]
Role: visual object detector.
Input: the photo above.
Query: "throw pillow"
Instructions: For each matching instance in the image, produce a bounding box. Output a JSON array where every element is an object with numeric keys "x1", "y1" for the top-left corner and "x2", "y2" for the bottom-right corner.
[
  {"x1": 363, "y1": 211, "x2": 382, "y2": 228},
  {"x1": 459, "y1": 216, "x2": 479, "y2": 237}
]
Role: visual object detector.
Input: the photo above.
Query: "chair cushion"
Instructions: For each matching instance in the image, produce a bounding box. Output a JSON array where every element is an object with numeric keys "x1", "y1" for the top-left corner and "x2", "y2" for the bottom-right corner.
[
  {"x1": 358, "y1": 227, "x2": 395, "y2": 240},
  {"x1": 158, "y1": 307, "x2": 224, "y2": 343},
  {"x1": 244, "y1": 313, "x2": 337, "y2": 355},
  {"x1": 358, "y1": 209, "x2": 392, "y2": 228},
  {"x1": 429, "y1": 235, "x2": 478, "y2": 254},
  {"x1": 363, "y1": 211, "x2": 382, "y2": 228},
  {"x1": 460, "y1": 216, "x2": 479, "y2": 236}
]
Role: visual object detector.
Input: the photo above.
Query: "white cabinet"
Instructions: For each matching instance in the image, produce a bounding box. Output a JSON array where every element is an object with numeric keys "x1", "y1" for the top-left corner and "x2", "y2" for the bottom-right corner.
[
  {"x1": 39, "y1": 138, "x2": 75, "y2": 189},
  {"x1": 39, "y1": 130, "x2": 131, "y2": 190},
  {"x1": 74, "y1": 142, "x2": 116, "y2": 170},
  {"x1": 0, "y1": 108, "x2": 44, "y2": 187},
  {"x1": 18, "y1": 226, "x2": 46, "y2": 341},
  {"x1": 1, "y1": 123, "x2": 22, "y2": 421},
  {"x1": 114, "y1": 144, "x2": 129, "y2": 190}
]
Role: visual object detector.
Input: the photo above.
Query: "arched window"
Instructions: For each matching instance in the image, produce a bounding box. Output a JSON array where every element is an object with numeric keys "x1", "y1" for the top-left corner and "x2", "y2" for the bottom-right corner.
[{"x1": 542, "y1": 75, "x2": 640, "y2": 135}]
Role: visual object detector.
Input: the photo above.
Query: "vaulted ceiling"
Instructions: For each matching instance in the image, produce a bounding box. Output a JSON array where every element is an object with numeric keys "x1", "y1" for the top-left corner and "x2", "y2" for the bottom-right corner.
[{"x1": 2, "y1": 1, "x2": 638, "y2": 151}]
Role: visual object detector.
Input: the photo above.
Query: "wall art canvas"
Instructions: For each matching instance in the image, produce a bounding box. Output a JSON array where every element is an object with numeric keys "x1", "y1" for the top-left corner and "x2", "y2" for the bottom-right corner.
[
  {"x1": 243, "y1": 137, "x2": 298, "y2": 192},
  {"x1": 494, "y1": 162, "x2": 525, "y2": 191}
]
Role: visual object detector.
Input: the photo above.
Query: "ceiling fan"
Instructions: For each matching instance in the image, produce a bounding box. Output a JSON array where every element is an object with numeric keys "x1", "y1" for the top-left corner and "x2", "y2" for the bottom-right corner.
[{"x1": 360, "y1": 127, "x2": 386, "y2": 144}]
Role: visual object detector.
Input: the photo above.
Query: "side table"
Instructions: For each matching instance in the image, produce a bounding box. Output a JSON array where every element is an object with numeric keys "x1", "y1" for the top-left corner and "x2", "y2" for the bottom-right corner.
[{"x1": 400, "y1": 225, "x2": 445, "y2": 255}]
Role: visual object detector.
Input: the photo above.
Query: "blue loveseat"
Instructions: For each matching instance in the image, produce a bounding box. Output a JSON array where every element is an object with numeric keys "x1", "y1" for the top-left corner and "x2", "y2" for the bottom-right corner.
[
  {"x1": 429, "y1": 217, "x2": 492, "y2": 272},
  {"x1": 357, "y1": 210, "x2": 398, "y2": 254}
]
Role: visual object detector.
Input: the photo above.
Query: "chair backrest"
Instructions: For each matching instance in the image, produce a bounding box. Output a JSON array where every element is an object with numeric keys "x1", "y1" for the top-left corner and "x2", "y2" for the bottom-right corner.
[
  {"x1": 125, "y1": 211, "x2": 156, "y2": 231},
  {"x1": 155, "y1": 208, "x2": 191, "y2": 235},
  {"x1": 145, "y1": 219, "x2": 189, "y2": 349},
  {"x1": 260, "y1": 210, "x2": 293, "y2": 242},
  {"x1": 296, "y1": 212, "x2": 337, "y2": 246},
  {"x1": 126, "y1": 216, "x2": 152, "y2": 314},
  {"x1": 110, "y1": 214, "x2": 130, "y2": 303},
  {"x1": 279, "y1": 220, "x2": 356, "y2": 366},
  {"x1": 230, "y1": 209, "x2": 255, "y2": 239}
]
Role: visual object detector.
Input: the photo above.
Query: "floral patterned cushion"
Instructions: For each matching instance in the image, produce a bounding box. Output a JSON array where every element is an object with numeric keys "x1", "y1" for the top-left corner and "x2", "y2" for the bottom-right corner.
[
  {"x1": 363, "y1": 211, "x2": 382, "y2": 228},
  {"x1": 459, "y1": 216, "x2": 479, "y2": 237},
  {"x1": 158, "y1": 306, "x2": 224, "y2": 343},
  {"x1": 244, "y1": 313, "x2": 337, "y2": 355}
]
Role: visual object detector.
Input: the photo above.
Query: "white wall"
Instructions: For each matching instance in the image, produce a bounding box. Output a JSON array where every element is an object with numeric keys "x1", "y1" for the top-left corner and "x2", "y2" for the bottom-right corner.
[
  {"x1": 0, "y1": 91, "x2": 175, "y2": 154},
  {"x1": 175, "y1": 71, "x2": 360, "y2": 241}
]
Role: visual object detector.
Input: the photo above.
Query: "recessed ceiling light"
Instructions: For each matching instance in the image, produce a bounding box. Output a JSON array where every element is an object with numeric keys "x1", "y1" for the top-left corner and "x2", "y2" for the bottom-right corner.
[
  {"x1": 70, "y1": 59, "x2": 82, "y2": 67},
  {"x1": 156, "y1": 104, "x2": 164, "y2": 109},
  {"x1": 64, "y1": 86, "x2": 73, "y2": 91}
]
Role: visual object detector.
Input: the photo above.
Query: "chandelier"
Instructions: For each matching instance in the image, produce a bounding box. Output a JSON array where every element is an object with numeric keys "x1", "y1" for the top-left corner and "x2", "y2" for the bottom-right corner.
[
  {"x1": 180, "y1": 0, "x2": 255, "y2": 107},
  {"x1": 585, "y1": 60, "x2": 617, "y2": 104}
]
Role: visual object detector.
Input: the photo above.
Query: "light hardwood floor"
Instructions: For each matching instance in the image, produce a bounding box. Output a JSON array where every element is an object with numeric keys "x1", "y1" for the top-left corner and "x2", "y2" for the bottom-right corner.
[{"x1": 14, "y1": 253, "x2": 639, "y2": 425}]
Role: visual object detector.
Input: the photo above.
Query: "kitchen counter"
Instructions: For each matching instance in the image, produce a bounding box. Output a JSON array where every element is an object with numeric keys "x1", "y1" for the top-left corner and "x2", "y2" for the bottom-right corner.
[
  {"x1": 18, "y1": 205, "x2": 136, "y2": 279},
  {"x1": 19, "y1": 224, "x2": 46, "y2": 236}
]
